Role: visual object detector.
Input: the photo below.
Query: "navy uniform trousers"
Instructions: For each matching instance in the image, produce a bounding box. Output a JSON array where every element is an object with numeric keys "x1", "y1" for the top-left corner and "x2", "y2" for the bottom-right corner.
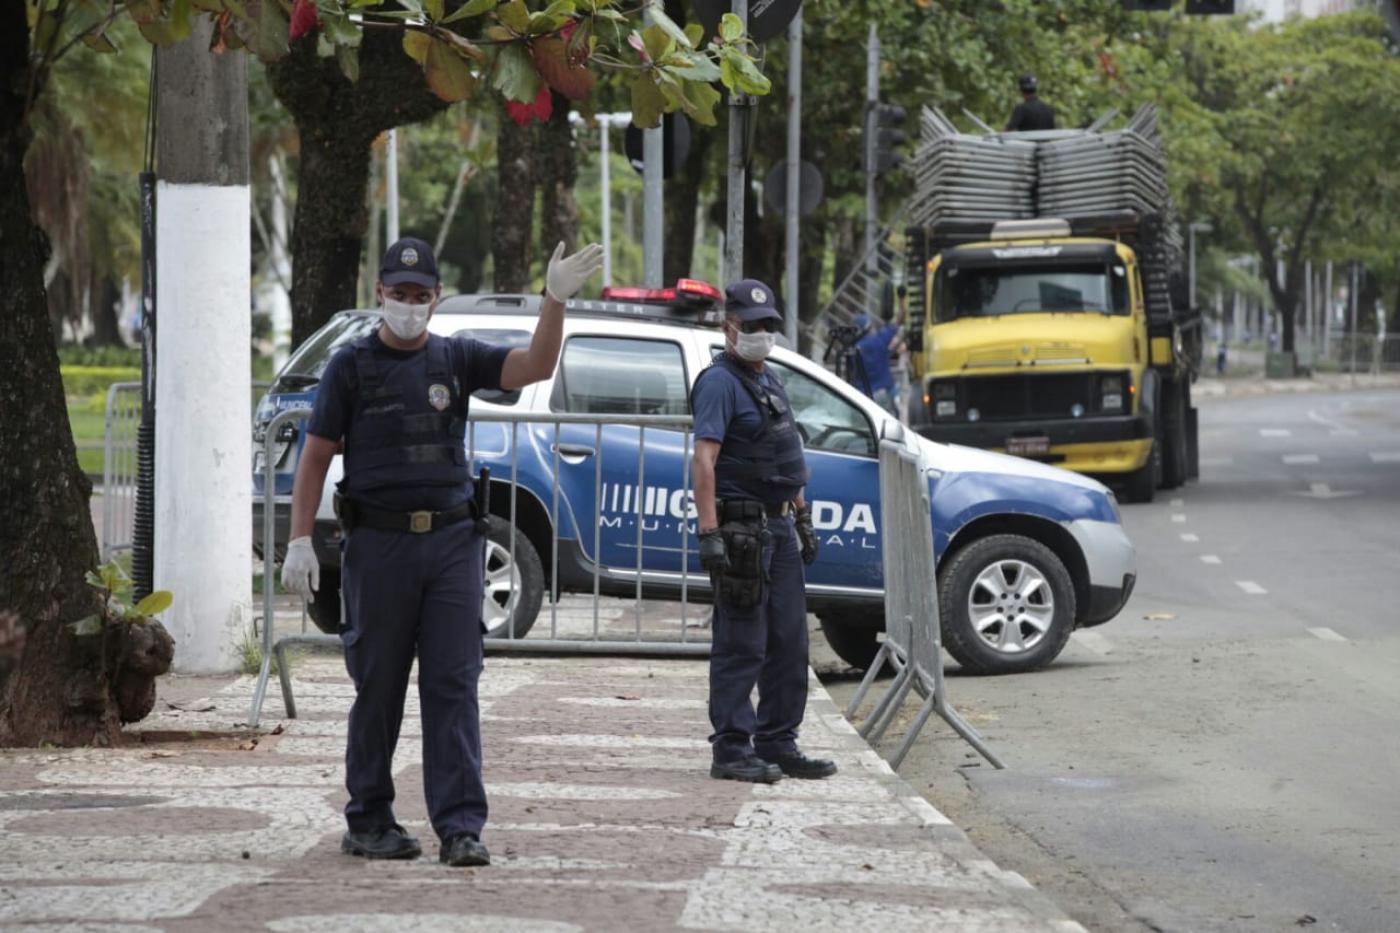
[
  {"x1": 708, "y1": 515, "x2": 810, "y2": 762},
  {"x1": 339, "y1": 518, "x2": 487, "y2": 841}
]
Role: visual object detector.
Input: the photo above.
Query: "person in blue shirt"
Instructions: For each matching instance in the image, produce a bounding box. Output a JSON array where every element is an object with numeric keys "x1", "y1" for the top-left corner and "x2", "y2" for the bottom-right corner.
[
  {"x1": 281, "y1": 236, "x2": 602, "y2": 867},
  {"x1": 850, "y1": 291, "x2": 906, "y2": 416},
  {"x1": 690, "y1": 279, "x2": 837, "y2": 784}
]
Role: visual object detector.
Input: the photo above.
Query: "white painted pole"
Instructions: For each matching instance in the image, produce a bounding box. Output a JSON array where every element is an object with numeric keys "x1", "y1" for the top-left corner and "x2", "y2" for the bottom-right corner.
[
  {"x1": 864, "y1": 24, "x2": 879, "y2": 275},
  {"x1": 386, "y1": 128, "x2": 400, "y2": 243},
  {"x1": 784, "y1": 10, "x2": 802, "y2": 347},
  {"x1": 154, "y1": 18, "x2": 251, "y2": 673},
  {"x1": 268, "y1": 152, "x2": 292, "y2": 368},
  {"x1": 1323, "y1": 260, "x2": 1333, "y2": 357},
  {"x1": 601, "y1": 118, "x2": 612, "y2": 287},
  {"x1": 642, "y1": 7, "x2": 664, "y2": 289},
  {"x1": 724, "y1": 0, "x2": 749, "y2": 284}
]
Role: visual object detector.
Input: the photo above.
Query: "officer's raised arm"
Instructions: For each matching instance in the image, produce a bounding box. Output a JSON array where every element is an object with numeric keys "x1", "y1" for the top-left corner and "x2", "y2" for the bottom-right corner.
[{"x1": 500, "y1": 241, "x2": 604, "y2": 389}]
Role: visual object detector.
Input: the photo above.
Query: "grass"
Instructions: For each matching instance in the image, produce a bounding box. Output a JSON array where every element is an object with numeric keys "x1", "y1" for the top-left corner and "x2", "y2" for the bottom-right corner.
[
  {"x1": 69, "y1": 404, "x2": 107, "y2": 475},
  {"x1": 235, "y1": 625, "x2": 302, "y2": 677}
]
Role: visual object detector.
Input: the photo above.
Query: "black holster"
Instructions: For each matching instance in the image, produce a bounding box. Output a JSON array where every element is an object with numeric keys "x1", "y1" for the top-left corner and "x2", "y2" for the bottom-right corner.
[{"x1": 714, "y1": 508, "x2": 769, "y2": 610}]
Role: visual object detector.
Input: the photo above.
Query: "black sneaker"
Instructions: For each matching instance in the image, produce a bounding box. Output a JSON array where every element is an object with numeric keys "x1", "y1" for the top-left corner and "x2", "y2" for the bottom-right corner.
[
  {"x1": 440, "y1": 833, "x2": 491, "y2": 867},
  {"x1": 763, "y1": 751, "x2": 838, "y2": 779},
  {"x1": 341, "y1": 825, "x2": 422, "y2": 860},
  {"x1": 710, "y1": 755, "x2": 783, "y2": 783}
]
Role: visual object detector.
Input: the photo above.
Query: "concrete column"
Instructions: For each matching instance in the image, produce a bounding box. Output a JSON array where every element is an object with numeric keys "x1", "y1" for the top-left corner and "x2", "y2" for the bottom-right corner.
[{"x1": 155, "y1": 17, "x2": 251, "y2": 673}]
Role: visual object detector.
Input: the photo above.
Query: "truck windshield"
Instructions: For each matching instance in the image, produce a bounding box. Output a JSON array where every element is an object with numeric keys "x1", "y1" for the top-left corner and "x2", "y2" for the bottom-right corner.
[{"x1": 936, "y1": 261, "x2": 1129, "y2": 321}]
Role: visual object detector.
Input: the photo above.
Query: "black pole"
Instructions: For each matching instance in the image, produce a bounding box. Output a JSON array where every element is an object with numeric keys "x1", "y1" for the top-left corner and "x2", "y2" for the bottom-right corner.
[{"x1": 133, "y1": 170, "x2": 156, "y2": 601}]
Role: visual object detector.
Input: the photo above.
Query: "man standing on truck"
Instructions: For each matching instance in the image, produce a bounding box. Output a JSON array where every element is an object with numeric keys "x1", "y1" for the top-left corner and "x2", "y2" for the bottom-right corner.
[
  {"x1": 691, "y1": 279, "x2": 836, "y2": 784},
  {"x1": 1006, "y1": 74, "x2": 1055, "y2": 132},
  {"x1": 280, "y1": 236, "x2": 603, "y2": 867}
]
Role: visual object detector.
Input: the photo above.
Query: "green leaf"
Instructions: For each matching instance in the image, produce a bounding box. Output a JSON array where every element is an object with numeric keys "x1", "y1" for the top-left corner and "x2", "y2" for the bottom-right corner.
[
  {"x1": 497, "y1": 0, "x2": 528, "y2": 33},
  {"x1": 530, "y1": 0, "x2": 574, "y2": 33},
  {"x1": 491, "y1": 42, "x2": 539, "y2": 102},
  {"x1": 188, "y1": 0, "x2": 223, "y2": 11},
  {"x1": 441, "y1": 0, "x2": 496, "y2": 25},
  {"x1": 322, "y1": 10, "x2": 362, "y2": 47},
  {"x1": 684, "y1": 78, "x2": 721, "y2": 127},
  {"x1": 81, "y1": 31, "x2": 118, "y2": 52},
  {"x1": 719, "y1": 46, "x2": 769, "y2": 95},
  {"x1": 424, "y1": 0, "x2": 443, "y2": 21},
  {"x1": 134, "y1": 590, "x2": 174, "y2": 617},
  {"x1": 403, "y1": 28, "x2": 431, "y2": 62},
  {"x1": 337, "y1": 42, "x2": 360, "y2": 81},
  {"x1": 426, "y1": 36, "x2": 478, "y2": 101},
  {"x1": 683, "y1": 22, "x2": 702, "y2": 47},
  {"x1": 640, "y1": 23, "x2": 671, "y2": 63},
  {"x1": 85, "y1": 570, "x2": 105, "y2": 589},
  {"x1": 718, "y1": 11, "x2": 743, "y2": 43},
  {"x1": 665, "y1": 52, "x2": 720, "y2": 84},
  {"x1": 648, "y1": 5, "x2": 690, "y2": 49},
  {"x1": 70, "y1": 615, "x2": 103, "y2": 638},
  {"x1": 629, "y1": 73, "x2": 664, "y2": 129}
]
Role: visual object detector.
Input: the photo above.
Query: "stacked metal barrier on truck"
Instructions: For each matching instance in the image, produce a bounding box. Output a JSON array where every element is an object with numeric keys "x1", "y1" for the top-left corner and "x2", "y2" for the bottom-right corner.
[{"x1": 905, "y1": 105, "x2": 1190, "y2": 348}]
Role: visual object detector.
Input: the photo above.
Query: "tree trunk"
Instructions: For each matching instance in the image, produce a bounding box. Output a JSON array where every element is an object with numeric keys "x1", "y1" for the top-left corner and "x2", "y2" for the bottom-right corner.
[
  {"x1": 88, "y1": 272, "x2": 123, "y2": 346},
  {"x1": 537, "y1": 92, "x2": 579, "y2": 261},
  {"x1": 0, "y1": 2, "x2": 113, "y2": 746},
  {"x1": 268, "y1": 28, "x2": 449, "y2": 349},
  {"x1": 494, "y1": 106, "x2": 536, "y2": 291},
  {"x1": 663, "y1": 123, "x2": 715, "y2": 284}
]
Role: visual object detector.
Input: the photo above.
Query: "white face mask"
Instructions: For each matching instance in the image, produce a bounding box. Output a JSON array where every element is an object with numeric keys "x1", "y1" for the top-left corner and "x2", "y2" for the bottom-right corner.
[
  {"x1": 381, "y1": 297, "x2": 431, "y2": 340},
  {"x1": 732, "y1": 330, "x2": 775, "y2": 362}
]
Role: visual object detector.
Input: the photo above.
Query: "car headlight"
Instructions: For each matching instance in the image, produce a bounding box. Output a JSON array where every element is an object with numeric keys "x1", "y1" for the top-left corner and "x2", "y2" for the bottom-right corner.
[{"x1": 932, "y1": 382, "x2": 957, "y2": 419}]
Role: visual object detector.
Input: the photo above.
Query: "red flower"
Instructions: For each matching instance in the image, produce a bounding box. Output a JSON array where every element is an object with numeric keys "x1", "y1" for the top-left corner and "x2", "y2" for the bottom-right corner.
[
  {"x1": 505, "y1": 85, "x2": 554, "y2": 126},
  {"x1": 289, "y1": 0, "x2": 319, "y2": 42}
]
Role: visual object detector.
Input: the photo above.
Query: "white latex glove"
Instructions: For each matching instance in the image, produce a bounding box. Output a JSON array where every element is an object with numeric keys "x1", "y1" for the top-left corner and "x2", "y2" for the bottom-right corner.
[
  {"x1": 545, "y1": 241, "x2": 605, "y2": 303},
  {"x1": 281, "y1": 536, "x2": 319, "y2": 601}
]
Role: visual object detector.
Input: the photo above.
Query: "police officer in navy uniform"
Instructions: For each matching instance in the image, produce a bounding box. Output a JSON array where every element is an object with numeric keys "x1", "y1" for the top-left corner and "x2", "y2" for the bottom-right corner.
[
  {"x1": 282, "y1": 236, "x2": 603, "y2": 865},
  {"x1": 691, "y1": 279, "x2": 837, "y2": 783}
]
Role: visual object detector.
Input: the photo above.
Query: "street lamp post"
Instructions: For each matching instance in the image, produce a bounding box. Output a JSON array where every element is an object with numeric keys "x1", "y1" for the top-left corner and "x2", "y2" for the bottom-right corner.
[{"x1": 1188, "y1": 221, "x2": 1213, "y2": 313}]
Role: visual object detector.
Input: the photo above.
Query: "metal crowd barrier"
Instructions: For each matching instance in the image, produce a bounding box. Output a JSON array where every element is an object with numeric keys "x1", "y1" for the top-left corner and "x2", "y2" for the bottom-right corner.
[
  {"x1": 101, "y1": 382, "x2": 143, "y2": 561},
  {"x1": 248, "y1": 408, "x2": 709, "y2": 727},
  {"x1": 842, "y1": 422, "x2": 1004, "y2": 770}
]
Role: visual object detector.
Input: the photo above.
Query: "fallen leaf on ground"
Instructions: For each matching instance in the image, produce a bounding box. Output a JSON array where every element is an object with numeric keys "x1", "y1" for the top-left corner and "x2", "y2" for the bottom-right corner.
[
  {"x1": 1143, "y1": 612, "x2": 1177, "y2": 621},
  {"x1": 270, "y1": 724, "x2": 285, "y2": 735},
  {"x1": 614, "y1": 694, "x2": 641, "y2": 701},
  {"x1": 166, "y1": 699, "x2": 216, "y2": 712},
  {"x1": 238, "y1": 739, "x2": 259, "y2": 751}
]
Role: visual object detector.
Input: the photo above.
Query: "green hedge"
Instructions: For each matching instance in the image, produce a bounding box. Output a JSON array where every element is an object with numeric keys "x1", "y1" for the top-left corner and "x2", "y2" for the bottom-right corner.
[
  {"x1": 57, "y1": 345, "x2": 142, "y2": 367},
  {"x1": 61, "y1": 365, "x2": 141, "y2": 400}
]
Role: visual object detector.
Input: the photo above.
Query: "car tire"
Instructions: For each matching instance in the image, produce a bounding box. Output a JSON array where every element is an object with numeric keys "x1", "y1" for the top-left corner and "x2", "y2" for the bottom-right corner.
[
  {"x1": 481, "y1": 521, "x2": 544, "y2": 641},
  {"x1": 817, "y1": 611, "x2": 883, "y2": 671},
  {"x1": 306, "y1": 568, "x2": 342, "y2": 635},
  {"x1": 938, "y1": 534, "x2": 1076, "y2": 675}
]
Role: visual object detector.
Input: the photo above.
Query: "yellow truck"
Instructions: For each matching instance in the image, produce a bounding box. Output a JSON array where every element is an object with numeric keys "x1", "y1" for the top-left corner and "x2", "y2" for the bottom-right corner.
[{"x1": 901, "y1": 110, "x2": 1199, "y2": 502}]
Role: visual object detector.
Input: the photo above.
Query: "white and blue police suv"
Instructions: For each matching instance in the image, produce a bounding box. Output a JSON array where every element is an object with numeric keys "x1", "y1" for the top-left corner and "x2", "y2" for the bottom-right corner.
[{"x1": 253, "y1": 280, "x2": 1136, "y2": 675}]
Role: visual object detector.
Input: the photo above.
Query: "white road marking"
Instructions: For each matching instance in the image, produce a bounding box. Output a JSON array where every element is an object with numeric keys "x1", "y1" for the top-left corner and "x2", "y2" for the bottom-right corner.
[
  {"x1": 1180, "y1": 533, "x2": 1199, "y2": 543},
  {"x1": 1071, "y1": 630, "x2": 1113, "y2": 655},
  {"x1": 1171, "y1": 514, "x2": 1187, "y2": 523},
  {"x1": 1170, "y1": 498, "x2": 1184, "y2": 507},
  {"x1": 1331, "y1": 429, "x2": 1359, "y2": 437},
  {"x1": 1200, "y1": 456, "x2": 1234, "y2": 467},
  {"x1": 1260, "y1": 428, "x2": 1291, "y2": 437},
  {"x1": 1200, "y1": 555, "x2": 1222, "y2": 565},
  {"x1": 1291, "y1": 483, "x2": 1363, "y2": 500},
  {"x1": 1307, "y1": 627, "x2": 1348, "y2": 643},
  {"x1": 1236, "y1": 580, "x2": 1267, "y2": 595},
  {"x1": 1308, "y1": 408, "x2": 1356, "y2": 436},
  {"x1": 1282, "y1": 454, "x2": 1320, "y2": 465},
  {"x1": 1370, "y1": 452, "x2": 1400, "y2": 463}
]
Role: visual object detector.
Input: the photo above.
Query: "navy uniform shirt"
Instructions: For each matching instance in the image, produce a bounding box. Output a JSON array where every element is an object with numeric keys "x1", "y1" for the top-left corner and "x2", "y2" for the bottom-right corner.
[
  {"x1": 692, "y1": 362, "x2": 780, "y2": 502},
  {"x1": 306, "y1": 331, "x2": 511, "y2": 510}
]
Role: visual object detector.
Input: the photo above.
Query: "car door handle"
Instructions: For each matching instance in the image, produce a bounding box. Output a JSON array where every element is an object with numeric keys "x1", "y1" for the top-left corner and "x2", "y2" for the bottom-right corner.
[{"x1": 551, "y1": 443, "x2": 596, "y2": 458}]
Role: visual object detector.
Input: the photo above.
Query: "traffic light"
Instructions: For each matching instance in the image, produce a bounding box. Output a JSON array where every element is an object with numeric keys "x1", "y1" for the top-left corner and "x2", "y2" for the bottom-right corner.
[
  {"x1": 865, "y1": 103, "x2": 907, "y2": 176},
  {"x1": 1184, "y1": 1, "x2": 1234, "y2": 12}
]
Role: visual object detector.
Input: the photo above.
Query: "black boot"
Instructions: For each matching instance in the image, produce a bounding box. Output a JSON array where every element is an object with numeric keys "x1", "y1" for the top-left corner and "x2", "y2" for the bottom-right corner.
[
  {"x1": 763, "y1": 750, "x2": 838, "y2": 779},
  {"x1": 710, "y1": 755, "x2": 784, "y2": 783},
  {"x1": 341, "y1": 825, "x2": 422, "y2": 860},
  {"x1": 440, "y1": 833, "x2": 491, "y2": 867}
]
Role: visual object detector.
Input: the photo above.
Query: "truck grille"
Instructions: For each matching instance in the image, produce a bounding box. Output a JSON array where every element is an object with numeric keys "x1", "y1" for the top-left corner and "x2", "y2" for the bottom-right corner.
[{"x1": 962, "y1": 373, "x2": 1096, "y2": 421}]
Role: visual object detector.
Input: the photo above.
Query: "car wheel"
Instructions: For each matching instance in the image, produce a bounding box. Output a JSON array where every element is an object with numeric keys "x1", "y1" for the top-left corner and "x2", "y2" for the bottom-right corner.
[
  {"x1": 938, "y1": 534, "x2": 1075, "y2": 675},
  {"x1": 482, "y1": 521, "x2": 544, "y2": 641},
  {"x1": 306, "y1": 568, "x2": 341, "y2": 635},
  {"x1": 817, "y1": 611, "x2": 883, "y2": 671}
]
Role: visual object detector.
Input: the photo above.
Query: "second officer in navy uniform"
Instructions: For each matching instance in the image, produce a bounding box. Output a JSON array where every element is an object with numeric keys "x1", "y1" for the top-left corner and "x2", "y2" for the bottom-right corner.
[
  {"x1": 691, "y1": 279, "x2": 837, "y2": 783},
  {"x1": 282, "y1": 236, "x2": 603, "y2": 865}
]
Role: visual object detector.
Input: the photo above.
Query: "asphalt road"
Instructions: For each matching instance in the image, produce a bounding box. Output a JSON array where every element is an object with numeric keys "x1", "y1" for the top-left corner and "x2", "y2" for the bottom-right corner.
[{"x1": 818, "y1": 387, "x2": 1400, "y2": 933}]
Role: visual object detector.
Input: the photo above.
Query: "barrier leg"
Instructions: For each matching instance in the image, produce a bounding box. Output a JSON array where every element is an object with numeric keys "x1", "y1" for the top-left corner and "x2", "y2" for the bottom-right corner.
[
  {"x1": 274, "y1": 640, "x2": 298, "y2": 719},
  {"x1": 844, "y1": 641, "x2": 894, "y2": 720},
  {"x1": 863, "y1": 663, "x2": 917, "y2": 745},
  {"x1": 247, "y1": 650, "x2": 273, "y2": 728},
  {"x1": 889, "y1": 689, "x2": 940, "y2": 770}
]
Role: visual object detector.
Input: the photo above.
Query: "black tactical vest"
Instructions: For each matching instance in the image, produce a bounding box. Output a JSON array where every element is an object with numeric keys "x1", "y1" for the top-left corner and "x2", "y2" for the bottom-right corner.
[
  {"x1": 342, "y1": 334, "x2": 471, "y2": 497},
  {"x1": 697, "y1": 353, "x2": 810, "y2": 505}
]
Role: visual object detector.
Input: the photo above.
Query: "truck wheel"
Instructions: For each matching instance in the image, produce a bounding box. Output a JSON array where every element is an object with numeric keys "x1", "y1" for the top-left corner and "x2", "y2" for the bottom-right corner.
[
  {"x1": 817, "y1": 611, "x2": 883, "y2": 671},
  {"x1": 1161, "y1": 381, "x2": 1189, "y2": 490},
  {"x1": 938, "y1": 534, "x2": 1075, "y2": 675},
  {"x1": 482, "y1": 522, "x2": 544, "y2": 641},
  {"x1": 305, "y1": 568, "x2": 341, "y2": 635},
  {"x1": 1185, "y1": 384, "x2": 1200, "y2": 480}
]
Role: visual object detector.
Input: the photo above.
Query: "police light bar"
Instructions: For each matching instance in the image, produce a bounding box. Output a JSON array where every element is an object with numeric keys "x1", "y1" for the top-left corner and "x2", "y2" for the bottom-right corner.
[{"x1": 602, "y1": 278, "x2": 722, "y2": 307}]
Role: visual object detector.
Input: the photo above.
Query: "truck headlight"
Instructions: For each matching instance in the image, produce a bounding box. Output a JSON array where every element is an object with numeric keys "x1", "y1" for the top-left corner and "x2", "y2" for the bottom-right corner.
[
  {"x1": 932, "y1": 382, "x2": 957, "y2": 419},
  {"x1": 1099, "y1": 374, "x2": 1126, "y2": 413}
]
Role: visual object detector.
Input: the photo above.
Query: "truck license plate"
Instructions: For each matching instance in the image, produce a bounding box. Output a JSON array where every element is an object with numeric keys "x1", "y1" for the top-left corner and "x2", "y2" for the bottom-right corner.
[{"x1": 1006, "y1": 436, "x2": 1051, "y2": 456}]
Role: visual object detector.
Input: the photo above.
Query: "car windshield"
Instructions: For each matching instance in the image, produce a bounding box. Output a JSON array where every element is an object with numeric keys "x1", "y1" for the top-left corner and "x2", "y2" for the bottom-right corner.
[
  {"x1": 450, "y1": 328, "x2": 532, "y2": 406},
  {"x1": 276, "y1": 314, "x2": 380, "y2": 387},
  {"x1": 936, "y1": 261, "x2": 1129, "y2": 320}
]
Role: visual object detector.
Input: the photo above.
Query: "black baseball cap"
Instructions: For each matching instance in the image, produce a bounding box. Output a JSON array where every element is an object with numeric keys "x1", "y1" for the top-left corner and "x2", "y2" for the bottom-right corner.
[
  {"x1": 380, "y1": 236, "x2": 439, "y2": 288},
  {"x1": 724, "y1": 278, "x2": 781, "y2": 323}
]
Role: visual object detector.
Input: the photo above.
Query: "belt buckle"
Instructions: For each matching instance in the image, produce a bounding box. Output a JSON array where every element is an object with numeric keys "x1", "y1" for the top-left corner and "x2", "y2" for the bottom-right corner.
[{"x1": 409, "y1": 511, "x2": 433, "y2": 534}]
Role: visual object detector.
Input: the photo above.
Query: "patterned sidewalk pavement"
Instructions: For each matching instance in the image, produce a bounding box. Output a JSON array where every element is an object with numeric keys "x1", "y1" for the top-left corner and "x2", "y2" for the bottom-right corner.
[{"x1": 0, "y1": 653, "x2": 1084, "y2": 932}]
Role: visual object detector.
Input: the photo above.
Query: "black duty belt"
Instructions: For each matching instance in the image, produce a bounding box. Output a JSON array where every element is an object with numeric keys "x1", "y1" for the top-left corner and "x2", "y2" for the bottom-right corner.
[
  {"x1": 338, "y1": 497, "x2": 478, "y2": 534},
  {"x1": 718, "y1": 499, "x2": 794, "y2": 522}
]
